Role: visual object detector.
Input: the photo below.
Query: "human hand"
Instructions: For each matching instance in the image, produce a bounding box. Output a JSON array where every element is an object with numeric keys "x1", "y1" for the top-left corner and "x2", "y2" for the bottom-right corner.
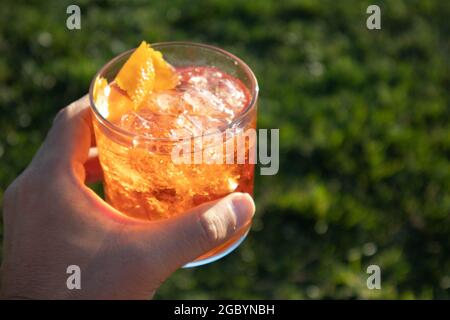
[{"x1": 0, "y1": 96, "x2": 255, "y2": 299}]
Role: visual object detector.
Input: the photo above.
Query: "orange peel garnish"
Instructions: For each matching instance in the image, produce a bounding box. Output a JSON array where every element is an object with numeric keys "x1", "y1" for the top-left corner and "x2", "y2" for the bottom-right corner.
[
  {"x1": 115, "y1": 41, "x2": 155, "y2": 106},
  {"x1": 152, "y1": 50, "x2": 179, "y2": 91},
  {"x1": 93, "y1": 76, "x2": 133, "y2": 122},
  {"x1": 107, "y1": 84, "x2": 133, "y2": 123},
  {"x1": 94, "y1": 41, "x2": 179, "y2": 121},
  {"x1": 114, "y1": 41, "x2": 179, "y2": 108}
]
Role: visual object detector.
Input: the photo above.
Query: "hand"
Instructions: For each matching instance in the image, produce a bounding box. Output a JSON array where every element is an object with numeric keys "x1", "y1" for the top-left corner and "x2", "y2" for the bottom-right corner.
[{"x1": 0, "y1": 96, "x2": 255, "y2": 299}]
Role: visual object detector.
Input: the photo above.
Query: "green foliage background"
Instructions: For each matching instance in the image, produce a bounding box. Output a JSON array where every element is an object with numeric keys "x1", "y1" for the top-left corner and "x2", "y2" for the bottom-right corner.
[{"x1": 0, "y1": 0, "x2": 449, "y2": 299}]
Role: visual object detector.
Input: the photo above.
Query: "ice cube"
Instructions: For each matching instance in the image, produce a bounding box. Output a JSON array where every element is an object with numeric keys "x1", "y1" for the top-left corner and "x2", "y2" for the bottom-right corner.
[
  {"x1": 216, "y1": 78, "x2": 246, "y2": 113},
  {"x1": 175, "y1": 113, "x2": 204, "y2": 137},
  {"x1": 145, "y1": 90, "x2": 183, "y2": 115},
  {"x1": 188, "y1": 75, "x2": 208, "y2": 87},
  {"x1": 182, "y1": 87, "x2": 231, "y2": 118},
  {"x1": 120, "y1": 110, "x2": 179, "y2": 139}
]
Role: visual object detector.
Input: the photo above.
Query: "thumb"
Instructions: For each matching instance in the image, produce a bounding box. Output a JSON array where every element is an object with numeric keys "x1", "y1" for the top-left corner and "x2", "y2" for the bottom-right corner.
[{"x1": 144, "y1": 192, "x2": 255, "y2": 270}]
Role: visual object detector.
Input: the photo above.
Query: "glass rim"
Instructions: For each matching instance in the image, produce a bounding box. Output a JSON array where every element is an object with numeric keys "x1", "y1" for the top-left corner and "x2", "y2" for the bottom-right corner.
[{"x1": 89, "y1": 41, "x2": 259, "y2": 143}]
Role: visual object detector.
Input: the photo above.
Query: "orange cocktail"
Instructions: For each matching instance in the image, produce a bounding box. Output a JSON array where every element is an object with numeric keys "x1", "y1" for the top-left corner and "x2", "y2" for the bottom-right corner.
[{"x1": 89, "y1": 42, "x2": 258, "y2": 267}]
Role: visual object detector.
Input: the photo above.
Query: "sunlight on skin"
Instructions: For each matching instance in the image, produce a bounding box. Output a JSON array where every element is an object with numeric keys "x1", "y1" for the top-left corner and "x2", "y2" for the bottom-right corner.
[{"x1": 0, "y1": 96, "x2": 255, "y2": 299}]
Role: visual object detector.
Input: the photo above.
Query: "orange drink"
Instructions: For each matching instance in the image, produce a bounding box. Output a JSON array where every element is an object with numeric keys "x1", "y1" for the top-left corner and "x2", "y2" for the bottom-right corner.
[{"x1": 89, "y1": 42, "x2": 258, "y2": 267}]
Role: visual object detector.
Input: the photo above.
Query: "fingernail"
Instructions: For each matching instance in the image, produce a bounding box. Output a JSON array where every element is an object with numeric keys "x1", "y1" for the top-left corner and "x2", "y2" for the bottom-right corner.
[{"x1": 231, "y1": 193, "x2": 255, "y2": 228}]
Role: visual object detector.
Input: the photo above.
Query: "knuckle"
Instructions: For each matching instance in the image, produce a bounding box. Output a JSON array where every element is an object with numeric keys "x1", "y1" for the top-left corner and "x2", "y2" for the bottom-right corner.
[
  {"x1": 198, "y1": 210, "x2": 222, "y2": 245},
  {"x1": 15, "y1": 172, "x2": 38, "y2": 196},
  {"x1": 15, "y1": 168, "x2": 51, "y2": 201},
  {"x1": 53, "y1": 103, "x2": 76, "y2": 125},
  {"x1": 53, "y1": 107, "x2": 67, "y2": 125}
]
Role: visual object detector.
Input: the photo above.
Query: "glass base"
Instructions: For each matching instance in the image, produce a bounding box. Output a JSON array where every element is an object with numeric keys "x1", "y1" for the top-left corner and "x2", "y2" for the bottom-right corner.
[{"x1": 182, "y1": 230, "x2": 250, "y2": 268}]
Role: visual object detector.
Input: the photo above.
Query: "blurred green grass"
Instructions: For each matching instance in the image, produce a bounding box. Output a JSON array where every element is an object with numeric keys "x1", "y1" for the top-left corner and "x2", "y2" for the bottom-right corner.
[{"x1": 0, "y1": 0, "x2": 449, "y2": 299}]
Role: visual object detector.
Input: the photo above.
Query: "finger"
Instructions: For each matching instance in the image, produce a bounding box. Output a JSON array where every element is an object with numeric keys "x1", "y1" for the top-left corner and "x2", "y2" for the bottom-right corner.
[
  {"x1": 84, "y1": 148, "x2": 103, "y2": 184},
  {"x1": 52, "y1": 95, "x2": 92, "y2": 163},
  {"x1": 140, "y1": 193, "x2": 255, "y2": 270},
  {"x1": 43, "y1": 95, "x2": 93, "y2": 166}
]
